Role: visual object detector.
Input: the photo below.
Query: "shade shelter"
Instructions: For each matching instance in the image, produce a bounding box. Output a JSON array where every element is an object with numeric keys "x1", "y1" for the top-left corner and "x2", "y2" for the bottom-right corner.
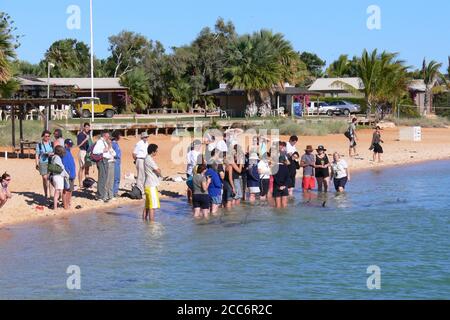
[{"x1": 0, "y1": 98, "x2": 73, "y2": 158}]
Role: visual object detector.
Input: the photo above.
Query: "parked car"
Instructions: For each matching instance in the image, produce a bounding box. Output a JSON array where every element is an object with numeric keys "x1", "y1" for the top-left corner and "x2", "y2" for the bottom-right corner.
[
  {"x1": 327, "y1": 100, "x2": 361, "y2": 116},
  {"x1": 306, "y1": 101, "x2": 340, "y2": 116},
  {"x1": 72, "y1": 97, "x2": 116, "y2": 118}
]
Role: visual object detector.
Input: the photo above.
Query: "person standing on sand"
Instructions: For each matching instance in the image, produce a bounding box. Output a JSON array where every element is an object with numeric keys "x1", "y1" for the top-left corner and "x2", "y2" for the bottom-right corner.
[
  {"x1": 104, "y1": 135, "x2": 117, "y2": 202},
  {"x1": 314, "y1": 145, "x2": 331, "y2": 192},
  {"x1": 92, "y1": 131, "x2": 112, "y2": 202},
  {"x1": 0, "y1": 172, "x2": 12, "y2": 209},
  {"x1": 53, "y1": 129, "x2": 65, "y2": 147},
  {"x1": 77, "y1": 123, "x2": 92, "y2": 188},
  {"x1": 300, "y1": 146, "x2": 316, "y2": 193},
  {"x1": 62, "y1": 139, "x2": 76, "y2": 210},
  {"x1": 370, "y1": 126, "x2": 384, "y2": 163},
  {"x1": 111, "y1": 131, "x2": 122, "y2": 198},
  {"x1": 133, "y1": 132, "x2": 149, "y2": 195},
  {"x1": 331, "y1": 153, "x2": 350, "y2": 192},
  {"x1": 50, "y1": 146, "x2": 69, "y2": 210},
  {"x1": 35, "y1": 130, "x2": 54, "y2": 200},
  {"x1": 143, "y1": 144, "x2": 161, "y2": 221},
  {"x1": 347, "y1": 118, "x2": 358, "y2": 158}
]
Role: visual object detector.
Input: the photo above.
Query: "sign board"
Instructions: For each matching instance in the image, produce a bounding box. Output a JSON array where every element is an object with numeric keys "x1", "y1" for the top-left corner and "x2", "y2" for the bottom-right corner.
[{"x1": 399, "y1": 126, "x2": 422, "y2": 142}]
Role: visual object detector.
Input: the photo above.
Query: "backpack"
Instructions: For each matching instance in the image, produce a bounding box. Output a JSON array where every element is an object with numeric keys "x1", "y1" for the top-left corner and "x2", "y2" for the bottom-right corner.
[
  {"x1": 123, "y1": 184, "x2": 142, "y2": 200},
  {"x1": 48, "y1": 156, "x2": 63, "y2": 175},
  {"x1": 83, "y1": 177, "x2": 96, "y2": 189}
]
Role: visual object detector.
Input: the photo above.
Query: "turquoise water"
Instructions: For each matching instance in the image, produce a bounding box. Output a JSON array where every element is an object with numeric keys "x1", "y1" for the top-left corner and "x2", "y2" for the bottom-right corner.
[{"x1": 0, "y1": 161, "x2": 449, "y2": 299}]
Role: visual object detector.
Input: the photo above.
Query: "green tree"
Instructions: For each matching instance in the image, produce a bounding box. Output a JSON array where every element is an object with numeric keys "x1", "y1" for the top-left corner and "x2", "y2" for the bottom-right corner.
[
  {"x1": 40, "y1": 39, "x2": 90, "y2": 77},
  {"x1": 326, "y1": 55, "x2": 349, "y2": 77},
  {"x1": 120, "y1": 68, "x2": 150, "y2": 112},
  {"x1": 421, "y1": 59, "x2": 443, "y2": 111},
  {"x1": 106, "y1": 31, "x2": 152, "y2": 77},
  {"x1": 0, "y1": 12, "x2": 20, "y2": 84},
  {"x1": 299, "y1": 51, "x2": 325, "y2": 78},
  {"x1": 223, "y1": 30, "x2": 303, "y2": 105}
]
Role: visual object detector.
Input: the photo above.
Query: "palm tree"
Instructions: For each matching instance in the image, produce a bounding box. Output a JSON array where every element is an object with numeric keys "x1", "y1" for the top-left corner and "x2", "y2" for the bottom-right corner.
[
  {"x1": 223, "y1": 30, "x2": 302, "y2": 109},
  {"x1": 422, "y1": 59, "x2": 443, "y2": 113},
  {"x1": 0, "y1": 12, "x2": 18, "y2": 84},
  {"x1": 326, "y1": 55, "x2": 349, "y2": 77},
  {"x1": 120, "y1": 68, "x2": 151, "y2": 112}
]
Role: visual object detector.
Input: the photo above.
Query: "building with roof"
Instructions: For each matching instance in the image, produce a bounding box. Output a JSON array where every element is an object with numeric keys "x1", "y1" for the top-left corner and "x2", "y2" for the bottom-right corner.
[
  {"x1": 15, "y1": 77, "x2": 128, "y2": 109},
  {"x1": 202, "y1": 84, "x2": 320, "y2": 117},
  {"x1": 308, "y1": 77, "x2": 365, "y2": 97}
]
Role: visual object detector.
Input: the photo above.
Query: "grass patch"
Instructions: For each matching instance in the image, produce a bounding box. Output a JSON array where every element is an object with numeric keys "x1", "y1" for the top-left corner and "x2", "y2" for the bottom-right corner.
[
  {"x1": 388, "y1": 116, "x2": 450, "y2": 128},
  {"x1": 254, "y1": 119, "x2": 349, "y2": 136},
  {"x1": 0, "y1": 121, "x2": 77, "y2": 147}
]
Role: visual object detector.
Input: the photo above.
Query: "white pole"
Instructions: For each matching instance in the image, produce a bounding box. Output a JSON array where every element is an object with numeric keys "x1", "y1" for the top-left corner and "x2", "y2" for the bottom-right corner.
[{"x1": 90, "y1": 0, "x2": 95, "y2": 123}]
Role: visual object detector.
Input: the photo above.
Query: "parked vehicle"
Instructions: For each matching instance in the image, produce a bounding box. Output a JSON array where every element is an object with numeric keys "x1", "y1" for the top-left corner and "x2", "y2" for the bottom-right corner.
[
  {"x1": 327, "y1": 100, "x2": 361, "y2": 116},
  {"x1": 72, "y1": 97, "x2": 116, "y2": 118},
  {"x1": 306, "y1": 101, "x2": 340, "y2": 116}
]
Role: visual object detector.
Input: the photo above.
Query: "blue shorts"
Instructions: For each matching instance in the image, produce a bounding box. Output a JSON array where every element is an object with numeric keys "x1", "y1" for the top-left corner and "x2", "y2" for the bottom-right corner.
[{"x1": 210, "y1": 195, "x2": 222, "y2": 205}]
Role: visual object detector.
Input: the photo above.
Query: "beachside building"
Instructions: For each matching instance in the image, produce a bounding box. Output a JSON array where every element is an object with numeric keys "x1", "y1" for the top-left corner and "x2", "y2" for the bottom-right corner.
[
  {"x1": 406, "y1": 79, "x2": 445, "y2": 115},
  {"x1": 308, "y1": 77, "x2": 365, "y2": 97},
  {"x1": 15, "y1": 76, "x2": 128, "y2": 109},
  {"x1": 202, "y1": 84, "x2": 320, "y2": 117}
]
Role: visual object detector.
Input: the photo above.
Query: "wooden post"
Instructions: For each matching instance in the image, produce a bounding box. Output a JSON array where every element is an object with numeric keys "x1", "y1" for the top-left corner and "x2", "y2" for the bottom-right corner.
[
  {"x1": 19, "y1": 106, "x2": 24, "y2": 155},
  {"x1": 11, "y1": 106, "x2": 16, "y2": 149}
]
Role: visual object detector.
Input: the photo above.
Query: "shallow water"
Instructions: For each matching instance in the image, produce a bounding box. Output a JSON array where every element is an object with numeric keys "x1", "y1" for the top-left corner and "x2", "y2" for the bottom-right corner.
[{"x1": 1, "y1": 161, "x2": 449, "y2": 299}]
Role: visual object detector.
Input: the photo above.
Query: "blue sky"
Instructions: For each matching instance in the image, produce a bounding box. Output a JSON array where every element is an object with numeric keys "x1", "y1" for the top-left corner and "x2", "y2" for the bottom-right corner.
[{"x1": 3, "y1": 0, "x2": 450, "y2": 70}]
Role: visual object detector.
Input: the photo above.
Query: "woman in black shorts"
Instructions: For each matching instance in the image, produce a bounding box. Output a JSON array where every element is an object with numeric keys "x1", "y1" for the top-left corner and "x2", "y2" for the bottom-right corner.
[
  {"x1": 370, "y1": 126, "x2": 384, "y2": 163},
  {"x1": 314, "y1": 145, "x2": 331, "y2": 192},
  {"x1": 192, "y1": 164, "x2": 211, "y2": 219}
]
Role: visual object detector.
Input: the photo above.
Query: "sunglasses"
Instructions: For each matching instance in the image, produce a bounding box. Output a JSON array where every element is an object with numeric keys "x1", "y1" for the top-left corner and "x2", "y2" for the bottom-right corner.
[
  {"x1": 44, "y1": 135, "x2": 50, "y2": 138},
  {"x1": 4, "y1": 179, "x2": 11, "y2": 182}
]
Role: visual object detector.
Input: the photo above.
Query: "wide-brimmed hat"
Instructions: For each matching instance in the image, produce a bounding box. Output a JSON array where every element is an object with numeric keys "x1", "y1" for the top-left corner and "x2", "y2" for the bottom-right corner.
[
  {"x1": 305, "y1": 145, "x2": 314, "y2": 152},
  {"x1": 141, "y1": 132, "x2": 149, "y2": 138},
  {"x1": 316, "y1": 145, "x2": 327, "y2": 152},
  {"x1": 249, "y1": 153, "x2": 259, "y2": 160}
]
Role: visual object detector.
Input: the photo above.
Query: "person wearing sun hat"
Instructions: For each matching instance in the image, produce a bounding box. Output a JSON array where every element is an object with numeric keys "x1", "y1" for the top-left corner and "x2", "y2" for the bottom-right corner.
[
  {"x1": 314, "y1": 145, "x2": 331, "y2": 192},
  {"x1": 300, "y1": 145, "x2": 316, "y2": 193}
]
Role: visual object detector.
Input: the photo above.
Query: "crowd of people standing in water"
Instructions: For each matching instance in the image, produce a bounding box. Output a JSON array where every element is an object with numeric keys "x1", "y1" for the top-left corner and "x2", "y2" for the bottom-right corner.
[
  {"x1": 1, "y1": 117, "x2": 385, "y2": 220},
  {"x1": 176, "y1": 131, "x2": 354, "y2": 220}
]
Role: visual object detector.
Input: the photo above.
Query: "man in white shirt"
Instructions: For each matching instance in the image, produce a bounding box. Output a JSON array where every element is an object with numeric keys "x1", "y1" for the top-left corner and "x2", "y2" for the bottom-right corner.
[
  {"x1": 186, "y1": 140, "x2": 202, "y2": 177},
  {"x1": 92, "y1": 131, "x2": 112, "y2": 201},
  {"x1": 286, "y1": 135, "x2": 299, "y2": 157},
  {"x1": 133, "y1": 132, "x2": 149, "y2": 193}
]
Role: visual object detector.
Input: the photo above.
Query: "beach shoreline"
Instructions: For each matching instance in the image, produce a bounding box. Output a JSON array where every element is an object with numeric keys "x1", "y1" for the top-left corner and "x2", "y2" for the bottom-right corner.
[{"x1": 1, "y1": 127, "x2": 450, "y2": 228}]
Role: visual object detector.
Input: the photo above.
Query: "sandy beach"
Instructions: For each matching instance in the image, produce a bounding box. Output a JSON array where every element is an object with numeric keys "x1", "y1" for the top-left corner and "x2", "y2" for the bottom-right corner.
[{"x1": 1, "y1": 126, "x2": 450, "y2": 227}]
